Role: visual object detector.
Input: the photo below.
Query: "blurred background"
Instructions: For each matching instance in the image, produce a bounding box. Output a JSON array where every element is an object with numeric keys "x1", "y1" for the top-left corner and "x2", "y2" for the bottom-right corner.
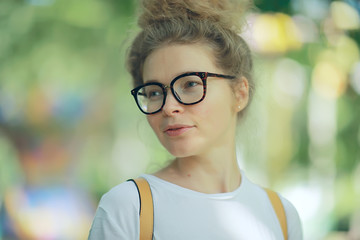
[{"x1": 0, "y1": 0, "x2": 359, "y2": 239}]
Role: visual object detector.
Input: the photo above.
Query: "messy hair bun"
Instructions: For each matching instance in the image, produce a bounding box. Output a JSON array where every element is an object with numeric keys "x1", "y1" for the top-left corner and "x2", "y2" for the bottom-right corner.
[
  {"x1": 127, "y1": 0, "x2": 255, "y2": 117},
  {"x1": 138, "y1": 0, "x2": 251, "y2": 33}
]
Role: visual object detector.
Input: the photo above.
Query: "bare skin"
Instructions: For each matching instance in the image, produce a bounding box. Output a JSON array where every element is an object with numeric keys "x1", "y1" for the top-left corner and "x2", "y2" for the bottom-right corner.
[
  {"x1": 143, "y1": 43, "x2": 249, "y2": 194},
  {"x1": 154, "y1": 153, "x2": 242, "y2": 194}
]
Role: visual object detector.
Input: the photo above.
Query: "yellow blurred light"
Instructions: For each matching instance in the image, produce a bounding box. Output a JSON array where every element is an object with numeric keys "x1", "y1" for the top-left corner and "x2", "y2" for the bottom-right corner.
[
  {"x1": 253, "y1": 14, "x2": 286, "y2": 53},
  {"x1": 312, "y1": 61, "x2": 347, "y2": 99},
  {"x1": 331, "y1": 1, "x2": 360, "y2": 30},
  {"x1": 335, "y1": 36, "x2": 360, "y2": 73},
  {"x1": 313, "y1": 36, "x2": 359, "y2": 97},
  {"x1": 253, "y1": 13, "x2": 302, "y2": 54},
  {"x1": 277, "y1": 13, "x2": 303, "y2": 50}
]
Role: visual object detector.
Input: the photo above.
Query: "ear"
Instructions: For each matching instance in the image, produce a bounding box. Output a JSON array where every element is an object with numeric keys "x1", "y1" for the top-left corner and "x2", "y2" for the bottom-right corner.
[{"x1": 234, "y1": 77, "x2": 249, "y2": 113}]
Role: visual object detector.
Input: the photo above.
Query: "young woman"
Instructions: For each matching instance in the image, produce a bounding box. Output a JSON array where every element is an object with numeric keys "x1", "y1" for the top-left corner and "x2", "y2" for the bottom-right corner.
[{"x1": 88, "y1": 0, "x2": 303, "y2": 239}]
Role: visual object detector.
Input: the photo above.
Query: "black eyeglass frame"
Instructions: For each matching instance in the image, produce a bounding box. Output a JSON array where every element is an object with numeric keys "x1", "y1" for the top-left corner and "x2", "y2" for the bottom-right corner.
[{"x1": 131, "y1": 72, "x2": 236, "y2": 115}]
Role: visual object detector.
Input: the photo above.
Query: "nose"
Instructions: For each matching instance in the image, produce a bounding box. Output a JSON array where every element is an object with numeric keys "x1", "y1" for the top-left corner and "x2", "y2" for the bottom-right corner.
[{"x1": 162, "y1": 89, "x2": 184, "y2": 116}]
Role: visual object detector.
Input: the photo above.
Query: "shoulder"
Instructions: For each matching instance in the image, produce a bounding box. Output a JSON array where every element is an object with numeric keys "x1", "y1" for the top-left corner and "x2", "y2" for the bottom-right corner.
[
  {"x1": 278, "y1": 194, "x2": 303, "y2": 240},
  {"x1": 98, "y1": 180, "x2": 140, "y2": 215},
  {"x1": 243, "y1": 174, "x2": 303, "y2": 239},
  {"x1": 88, "y1": 181, "x2": 140, "y2": 239}
]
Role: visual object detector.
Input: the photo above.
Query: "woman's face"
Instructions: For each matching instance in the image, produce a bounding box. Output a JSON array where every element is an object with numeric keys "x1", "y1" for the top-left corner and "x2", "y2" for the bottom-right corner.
[{"x1": 142, "y1": 43, "x2": 248, "y2": 157}]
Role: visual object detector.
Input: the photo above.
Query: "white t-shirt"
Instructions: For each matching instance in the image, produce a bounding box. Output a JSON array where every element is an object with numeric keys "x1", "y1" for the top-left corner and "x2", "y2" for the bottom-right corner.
[{"x1": 88, "y1": 172, "x2": 303, "y2": 240}]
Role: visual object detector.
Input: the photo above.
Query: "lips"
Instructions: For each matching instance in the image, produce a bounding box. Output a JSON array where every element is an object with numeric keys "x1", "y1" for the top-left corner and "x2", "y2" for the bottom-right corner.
[{"x1": 163, "y1": 124, "x2": 194, "y2": 137}]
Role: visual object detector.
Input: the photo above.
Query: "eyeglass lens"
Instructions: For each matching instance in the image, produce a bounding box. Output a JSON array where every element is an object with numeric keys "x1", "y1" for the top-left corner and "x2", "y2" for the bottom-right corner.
[{"x1": 136, "y1": 75, "x2": 204, "y2": 113}]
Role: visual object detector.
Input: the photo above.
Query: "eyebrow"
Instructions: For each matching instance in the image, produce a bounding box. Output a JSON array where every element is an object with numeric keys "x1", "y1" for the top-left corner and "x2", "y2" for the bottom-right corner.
[
  {"x1": 143, "y1": 79, "x2": 160, "y2": 84},
  {"x1": 143, "y1": 71, "x2": 195, "y2": 84}
]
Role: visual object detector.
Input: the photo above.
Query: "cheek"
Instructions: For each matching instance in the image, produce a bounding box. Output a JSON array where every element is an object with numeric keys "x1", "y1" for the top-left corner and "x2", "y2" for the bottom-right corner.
[
  {"x1": 193, "y1": 100, "x2": 227, "y2": 128},
  {"x1": 199, "y1": 91, "x2": 235, "y2": 117},
  {"x1": 147, "y1": 116, "x2": 159, "y2": 133},
  {"x1": 195, "y1": 94, "x2": 236, "y2": 131}
]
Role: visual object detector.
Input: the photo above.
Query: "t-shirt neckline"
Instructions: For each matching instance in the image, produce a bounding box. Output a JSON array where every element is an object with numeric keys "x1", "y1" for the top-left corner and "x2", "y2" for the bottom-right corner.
[{"x1": 140, "y1": 171, "x2": 247, "y2": 199}]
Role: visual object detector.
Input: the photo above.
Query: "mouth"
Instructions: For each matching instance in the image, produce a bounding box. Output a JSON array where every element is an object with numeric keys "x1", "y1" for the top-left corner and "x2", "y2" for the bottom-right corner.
[{"x1": 163, "y1": 125, "x2": 194, "y2": 137}]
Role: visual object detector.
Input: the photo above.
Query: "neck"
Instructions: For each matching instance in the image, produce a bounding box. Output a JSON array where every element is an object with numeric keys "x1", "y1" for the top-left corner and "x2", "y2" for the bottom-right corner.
[{"x1": 155, "y1": 142, "x2": 241, "y2": 194}]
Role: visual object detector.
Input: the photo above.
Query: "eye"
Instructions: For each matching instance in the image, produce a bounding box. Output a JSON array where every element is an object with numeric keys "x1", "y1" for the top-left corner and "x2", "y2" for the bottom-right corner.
[
  {"x1": 148, "y1": 90, "x2": 162, "y2": 98},
  {"x1": 144, "y1": 87, "x2": 163, "y2": 100},
  {"x1": 184, "y1": 81, "x2": 199, "y2": 88},
  {"x1": 180, "y1": 78, "x2": 203, "y2": 92},
  {"x1": 137, "y1": 85, "x2": 163, "y2": 100}
]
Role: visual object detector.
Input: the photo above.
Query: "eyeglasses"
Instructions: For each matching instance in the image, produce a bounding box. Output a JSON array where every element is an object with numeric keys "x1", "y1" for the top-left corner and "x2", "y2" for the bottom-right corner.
[{"x1": 131, "y1": 72, "x2": 235, "y2": 115}]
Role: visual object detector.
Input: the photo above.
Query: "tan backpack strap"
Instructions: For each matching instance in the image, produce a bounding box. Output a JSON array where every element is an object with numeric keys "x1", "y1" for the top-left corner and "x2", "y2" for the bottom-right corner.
[
  {"x1": 265, "y1": 188, "x2": 288, "y2": 240},
  {"x1": 129, "y1": 178, "x2": 154, "y2": 240}
]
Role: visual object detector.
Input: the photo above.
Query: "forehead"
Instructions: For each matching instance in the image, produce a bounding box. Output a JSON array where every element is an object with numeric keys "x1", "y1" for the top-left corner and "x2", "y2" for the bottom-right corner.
[{"x1": 143, "y1": 43, "x2": 220, "y2": 83}]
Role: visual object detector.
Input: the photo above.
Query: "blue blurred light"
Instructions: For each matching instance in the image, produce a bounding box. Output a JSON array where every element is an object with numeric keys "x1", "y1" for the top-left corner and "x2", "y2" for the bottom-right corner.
[
  {"x1": 52, "y1": 94, "x2": 86, "y2": 126},
  {"x1": 345, "y1": 0, "x2": 360, "y2": 13}
]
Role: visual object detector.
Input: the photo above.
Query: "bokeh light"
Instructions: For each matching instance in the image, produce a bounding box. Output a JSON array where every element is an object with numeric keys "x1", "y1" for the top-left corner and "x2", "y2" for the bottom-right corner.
[{"x1": 0, "y1": 0, "x2": 359, "y2": 239}]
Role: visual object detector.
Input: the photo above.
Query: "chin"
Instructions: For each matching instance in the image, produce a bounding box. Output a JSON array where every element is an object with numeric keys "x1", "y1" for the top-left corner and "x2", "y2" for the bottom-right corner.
[
  {"x1": 164, "y1": 143, "x2": 198, "y2": 158},
  {"x1": 158, "y1": 133, "x2": 205, "y2": 158}
]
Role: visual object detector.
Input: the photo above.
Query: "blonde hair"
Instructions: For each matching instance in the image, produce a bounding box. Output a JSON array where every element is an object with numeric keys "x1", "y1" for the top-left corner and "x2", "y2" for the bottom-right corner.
[{"x1": 127, "y1": 0, "x2": 255, "y2": 111}]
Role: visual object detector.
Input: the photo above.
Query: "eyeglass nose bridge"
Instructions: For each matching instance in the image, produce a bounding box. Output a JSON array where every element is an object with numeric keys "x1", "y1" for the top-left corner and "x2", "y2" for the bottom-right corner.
[{"x1": 162, "y1": 84, "x2": 182, "y2": 103}]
